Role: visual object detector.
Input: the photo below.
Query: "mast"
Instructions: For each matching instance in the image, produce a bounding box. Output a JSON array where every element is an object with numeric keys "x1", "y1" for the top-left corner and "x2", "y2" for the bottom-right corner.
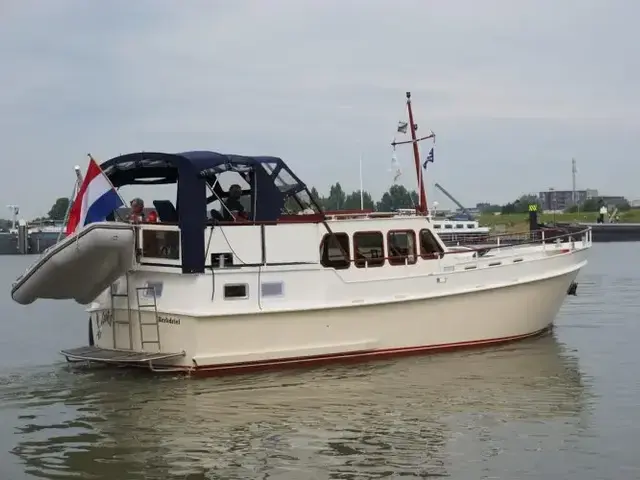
[
  {"x1": 391, "y1": 92, "x2": 434, "y2": 215},
  {"x1": 406, "y1": 92, "x2": 427, "y2": 214}
]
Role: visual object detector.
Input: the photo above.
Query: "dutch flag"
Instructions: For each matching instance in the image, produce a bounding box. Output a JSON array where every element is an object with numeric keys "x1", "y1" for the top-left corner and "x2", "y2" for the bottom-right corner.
[{"x1": 65, "y1": 157, "x2": 124, "y2": 235}]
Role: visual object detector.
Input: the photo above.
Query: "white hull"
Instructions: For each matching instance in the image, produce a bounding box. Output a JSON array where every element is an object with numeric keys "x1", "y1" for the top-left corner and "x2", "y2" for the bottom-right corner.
[
  {"x1": 71, "y1": 234, "x2": 587, "y2": 375},
  {"x1": 11, "y1": 223, "x2": 135, "y2": 305},
  {"x1": 7, "y1": 122, "x2": 591, "y2": 380},
  {"x1": 11, "y1": 119, "x2": 592, "y2": 379}
]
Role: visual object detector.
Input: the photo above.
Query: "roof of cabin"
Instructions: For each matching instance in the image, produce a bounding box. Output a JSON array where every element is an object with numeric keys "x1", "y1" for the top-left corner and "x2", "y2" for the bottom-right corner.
[{"x1": 100, "y1": 151, "x2": 293, "y2": 187}]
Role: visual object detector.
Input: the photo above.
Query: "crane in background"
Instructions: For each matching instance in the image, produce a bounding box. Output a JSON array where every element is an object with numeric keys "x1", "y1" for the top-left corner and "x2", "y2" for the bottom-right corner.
[{"x1": 433, "y1": 183, "x2": 475, "y2": 221}]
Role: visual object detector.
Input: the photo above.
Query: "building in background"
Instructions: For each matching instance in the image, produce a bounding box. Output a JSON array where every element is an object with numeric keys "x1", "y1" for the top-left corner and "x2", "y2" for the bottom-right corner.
[
  {"x1": 539, "y1": 189, "x2": 598, "y2": 211},
  {"x1": 599, "y1": 196, "x2": 628, "y2": 207},
  {"x1": 539, "y1": 189, "x2": 630, "y2": 211}
]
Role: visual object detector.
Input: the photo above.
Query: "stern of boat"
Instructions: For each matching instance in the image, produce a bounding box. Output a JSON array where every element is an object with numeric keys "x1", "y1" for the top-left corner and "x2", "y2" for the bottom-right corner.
[{"x1": 61, "y1": 223, "x2": 194, "y2": 372}]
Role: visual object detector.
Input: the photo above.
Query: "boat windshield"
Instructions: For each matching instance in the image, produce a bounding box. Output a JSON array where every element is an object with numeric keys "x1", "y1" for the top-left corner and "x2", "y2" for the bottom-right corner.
[{"x1": 102, "y1": 151, "x2": 321, "y2": 226}]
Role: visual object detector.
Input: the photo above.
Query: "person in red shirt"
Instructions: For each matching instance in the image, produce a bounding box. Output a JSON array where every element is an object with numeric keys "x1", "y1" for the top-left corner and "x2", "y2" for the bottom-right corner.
[{"x1": 128, "y1": 198, "x2": 145, "y2": 223}]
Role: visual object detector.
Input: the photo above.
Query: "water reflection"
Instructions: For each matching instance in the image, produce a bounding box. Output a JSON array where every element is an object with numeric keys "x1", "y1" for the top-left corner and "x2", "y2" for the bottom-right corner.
[{"x1": 1, "y1": 334, "x2": 591, "y2": 479}]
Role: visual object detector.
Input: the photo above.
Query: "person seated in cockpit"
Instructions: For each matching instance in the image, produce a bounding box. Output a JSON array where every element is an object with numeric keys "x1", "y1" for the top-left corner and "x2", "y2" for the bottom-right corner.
[
  {"x1": 221, "y1": 184, "x2": 246, "y2": 221},
  {"x1": 128, "y1": 198, "x2": 146, "y2": 223}
]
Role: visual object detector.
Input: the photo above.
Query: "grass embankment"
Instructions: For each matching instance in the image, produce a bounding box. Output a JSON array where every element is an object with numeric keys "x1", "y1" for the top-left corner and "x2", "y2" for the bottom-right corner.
[{"x1": 479, "y1": 210, "x2": 640, "y2": 233}]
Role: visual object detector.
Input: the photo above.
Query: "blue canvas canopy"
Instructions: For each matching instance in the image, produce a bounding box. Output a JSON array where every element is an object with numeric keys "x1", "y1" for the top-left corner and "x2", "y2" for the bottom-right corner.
[{"x1": 100, "y1": 151, "x2": 313, "y2": 274}]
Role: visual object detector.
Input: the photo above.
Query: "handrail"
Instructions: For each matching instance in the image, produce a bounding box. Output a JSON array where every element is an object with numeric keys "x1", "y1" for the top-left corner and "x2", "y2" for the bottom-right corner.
[
  {"x1": 440, "y1": 227, "x2": 591, "y2": 257},
  {"x1": 490, "y1": 226, "x2": 575, "y2": 237},
  {"x1": 136, "y1": 223, "x2": 181, "y2": 231},
  {"x1": 438, "y1": 226, "x2": 580, "y2": 243}
]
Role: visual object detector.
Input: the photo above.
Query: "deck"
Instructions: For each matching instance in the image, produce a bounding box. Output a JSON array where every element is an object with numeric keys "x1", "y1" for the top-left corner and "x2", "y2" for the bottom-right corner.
[{"x1": 60, "y1": 346, "x2": 186, "y2": 371}]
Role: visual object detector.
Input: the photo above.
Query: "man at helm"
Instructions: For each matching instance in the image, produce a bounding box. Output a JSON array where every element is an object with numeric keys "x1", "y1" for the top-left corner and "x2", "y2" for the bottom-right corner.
[{"x1": 222, "y1": 184, "x2": 246, "y2": 220}]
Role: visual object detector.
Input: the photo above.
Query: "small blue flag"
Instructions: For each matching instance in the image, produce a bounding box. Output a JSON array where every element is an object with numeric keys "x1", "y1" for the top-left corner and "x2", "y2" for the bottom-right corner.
[{"x1": 422, "y1": 147, "x2": 434, "y2": 169}]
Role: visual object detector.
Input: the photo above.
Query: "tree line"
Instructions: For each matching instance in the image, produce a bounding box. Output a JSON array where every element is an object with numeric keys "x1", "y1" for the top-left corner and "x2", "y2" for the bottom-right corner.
[
  {"x1": 0, "y1": 185, "x2": 422, "y2": 231},
  {"x1": 478, "y1": 194, "x2": 631, "y2": 215},
  {"x1": 306, "y1": 183, "x2": 419, "y2": 212},
  {"x1": 0, "y1": 185, "x2": 632, "y2": 232},
  {"x1": 0, "y1": 198, "x2": 70, "y2": 231}
]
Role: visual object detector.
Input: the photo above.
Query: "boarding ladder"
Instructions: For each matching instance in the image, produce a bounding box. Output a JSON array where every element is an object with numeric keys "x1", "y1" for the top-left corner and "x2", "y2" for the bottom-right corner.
[
  {"x1": 109, "y1": 275, "x2": 133, "y2": 350},
  {"x1": 63, "y1": 271, "x2": 185, "y2": 371},
  {"x1": 108, "y1": 275, "x2": 162, "y2": 351},
  {"x1": 135, "y1": 285, "x2": 162, "y2": 351}
]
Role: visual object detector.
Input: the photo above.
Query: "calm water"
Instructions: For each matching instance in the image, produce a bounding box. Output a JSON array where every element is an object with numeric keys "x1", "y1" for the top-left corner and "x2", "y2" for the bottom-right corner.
[{"x1": 0, "y1": 244, "x2": 639, "y2": 479}]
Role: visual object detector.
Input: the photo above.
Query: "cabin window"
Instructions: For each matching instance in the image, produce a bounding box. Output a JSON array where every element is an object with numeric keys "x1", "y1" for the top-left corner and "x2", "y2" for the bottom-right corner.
[
  {"x1": 224, "y1": 284, "x2": 248, "y2": 299},
  {"x1": 467, "y1": 224, "x2": 475, "y2": 229},
  {"x1": 445, "y1": 224, "x2": 453, "y2": 229},
  {"x1": 456, "y1": 224, "x2": 464, "y2": 229},
  {"x1": 320, "y1": 233, "x2": 350, "y2": 269},
  {"x1": 419, "y1": 229, "x2": 444, "y2": 259},
  {"x1": 354, "y1": 231, "x2": 385, "y2": 268},
  {"x1": 141, "y1": 230, "x2": 180, "y2": 260},
  {"x1": 142, "y1": 281, "x2": 164, "y2": 298},
  {"x1": 211, "y1": 252, "x2": 234, "y2": 268},
  {"x1": 387, "y1": 230, "x2": 417, "y2": 266},
  {"x1": 433, "y1": 224, "x2": 441, "y2": 229},
  {"x1": 261, "y1": 281, "x2": 284, "y2": 297}
]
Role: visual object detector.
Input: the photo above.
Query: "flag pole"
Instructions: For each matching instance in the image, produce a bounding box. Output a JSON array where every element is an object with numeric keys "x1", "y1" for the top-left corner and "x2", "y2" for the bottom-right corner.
[
  {"x1": 58, "y1": 170, "x2": 79, "y2": 242},
  {"x1": 359, "y1": 151, "x2": 364, "y2": 210}
]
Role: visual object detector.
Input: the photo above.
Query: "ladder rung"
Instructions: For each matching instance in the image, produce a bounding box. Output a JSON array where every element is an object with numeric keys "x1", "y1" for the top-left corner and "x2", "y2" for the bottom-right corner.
[
  {"x1": 135, "y1": 286, "x2": 160, "y2": 350},
  {"x1": 111, "y1": 293, "x2": 129, "y2": 297},
  {"x1": 114, "y1": 320, "x2": 131, "y2": 325}
]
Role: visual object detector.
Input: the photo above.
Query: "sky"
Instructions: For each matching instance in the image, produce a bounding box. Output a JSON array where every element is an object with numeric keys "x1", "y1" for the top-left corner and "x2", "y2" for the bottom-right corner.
[{"x1": 1, "y1": 0, "x2": 638, "y2": 218}]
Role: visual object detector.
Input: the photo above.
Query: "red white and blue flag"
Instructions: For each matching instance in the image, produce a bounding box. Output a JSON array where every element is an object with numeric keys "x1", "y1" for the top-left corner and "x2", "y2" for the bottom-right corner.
[{"x1": 65, "y1": 157, "x2": 123, "y2": 235}]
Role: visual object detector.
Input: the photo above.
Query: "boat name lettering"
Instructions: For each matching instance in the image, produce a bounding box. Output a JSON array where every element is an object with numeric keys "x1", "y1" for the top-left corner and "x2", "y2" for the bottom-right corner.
[
  {"x1": 98, "y1": 310, "x2": 113, "y2": 328},
  {"x1": 95, "y1": 310, "x2": 112, "y2": 340},
  {"x1": 158, "y1": 316, "x2": 180, "y2": 325}
]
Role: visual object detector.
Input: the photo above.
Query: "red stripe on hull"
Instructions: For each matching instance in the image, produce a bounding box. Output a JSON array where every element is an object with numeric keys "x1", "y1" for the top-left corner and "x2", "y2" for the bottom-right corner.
[{"x1": 187, "y1": 325, "x2": 554, "y2": 378}]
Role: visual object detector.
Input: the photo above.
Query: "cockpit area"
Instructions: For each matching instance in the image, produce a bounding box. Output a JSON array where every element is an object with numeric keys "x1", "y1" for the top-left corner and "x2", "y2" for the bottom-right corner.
[
  {"x1": 100, "y1": 151, "x2": 322, "y2": 273},
  {"x1": 102, "y1": 151, "x2": 319, "y2": 224}
]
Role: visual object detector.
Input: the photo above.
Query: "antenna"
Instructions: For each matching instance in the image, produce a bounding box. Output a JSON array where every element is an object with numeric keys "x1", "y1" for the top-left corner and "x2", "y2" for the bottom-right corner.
[{"x1": 359, "y1": 152, "x2": 364, "y2": 210}]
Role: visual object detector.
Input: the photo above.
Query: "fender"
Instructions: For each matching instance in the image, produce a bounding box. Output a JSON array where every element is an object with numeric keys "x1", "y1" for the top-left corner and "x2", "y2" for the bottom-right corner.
[{"x1": 88, "y1": 317, "x2": 94, "y2": 346}]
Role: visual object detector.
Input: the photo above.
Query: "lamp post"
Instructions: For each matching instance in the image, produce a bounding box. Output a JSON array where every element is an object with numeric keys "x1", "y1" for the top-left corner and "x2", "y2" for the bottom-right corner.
[
  {"x1": 6, "y1": 204, "x2": 19, "y2": 230},
  {"x1": 432, "y1": 201, "x2": 439, "y2": 219}
]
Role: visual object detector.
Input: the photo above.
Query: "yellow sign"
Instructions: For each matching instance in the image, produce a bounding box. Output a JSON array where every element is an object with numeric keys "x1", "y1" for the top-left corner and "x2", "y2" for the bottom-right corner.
[{"x1": 528, "y1": 204, "x2": 538, "y2": 212}]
